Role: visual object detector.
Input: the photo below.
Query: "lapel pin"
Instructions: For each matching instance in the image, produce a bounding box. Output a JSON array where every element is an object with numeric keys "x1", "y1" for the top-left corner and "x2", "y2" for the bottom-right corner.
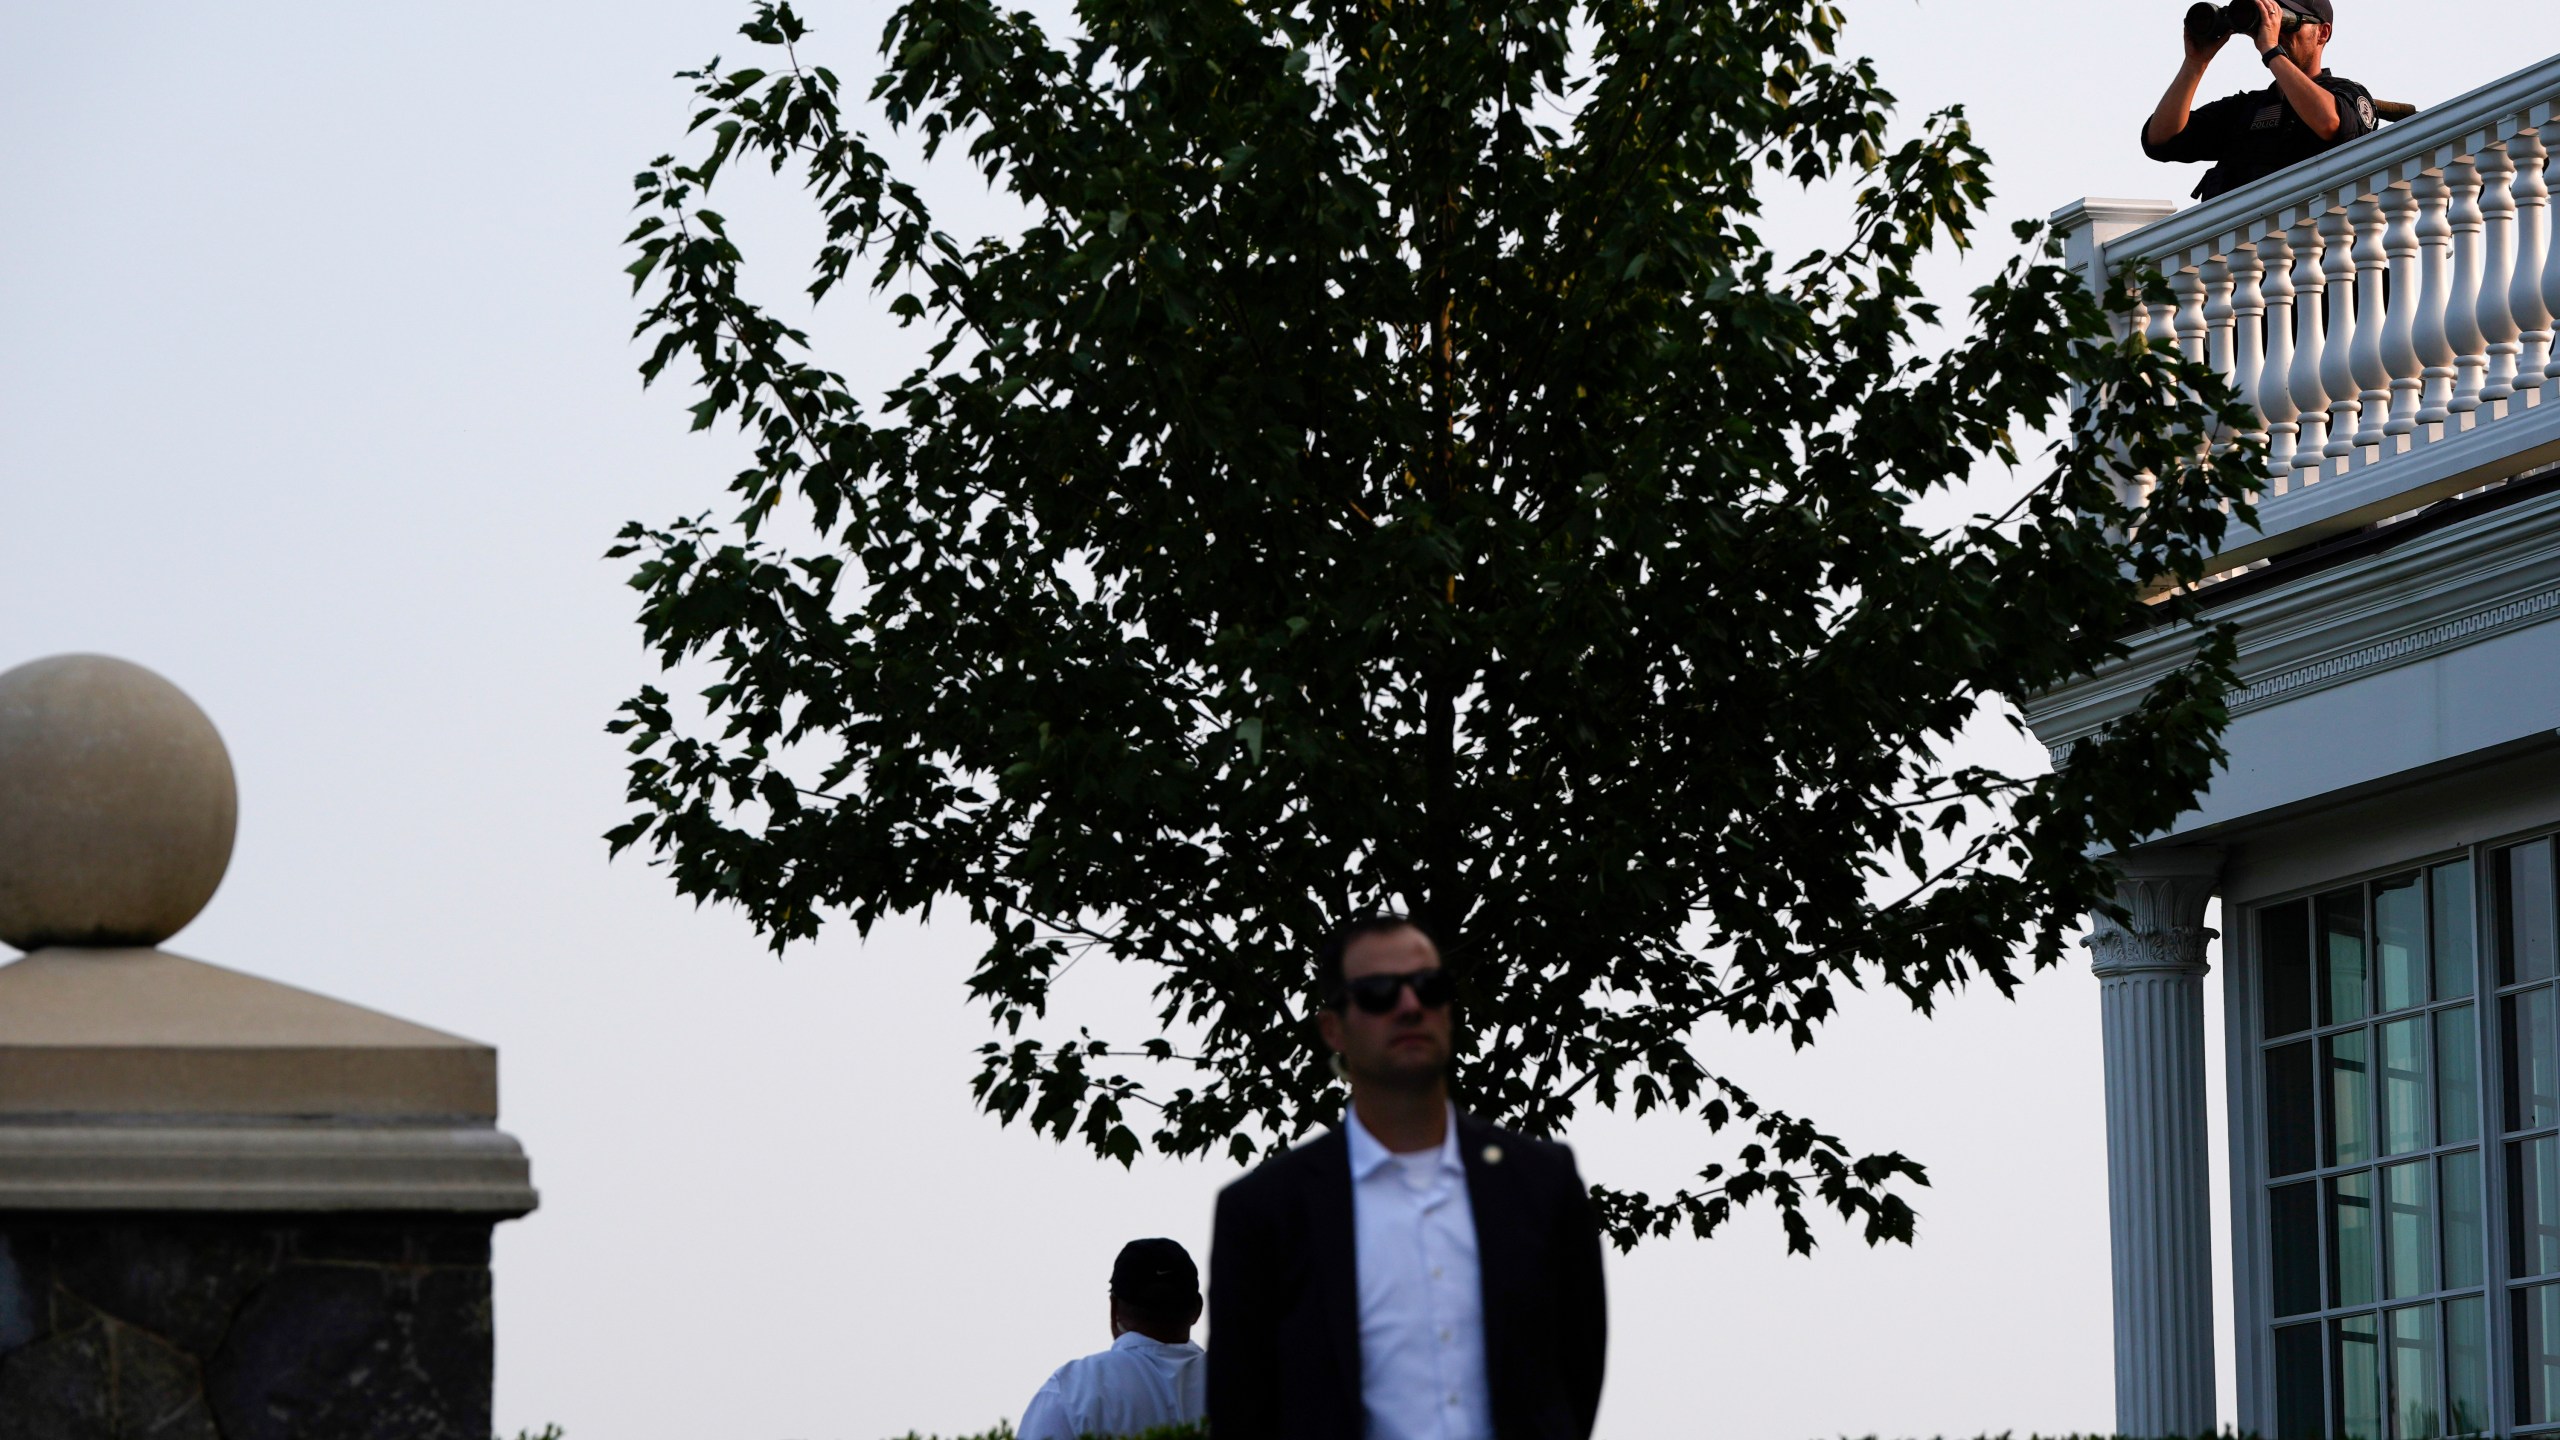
[{"x1": 1482, "y1": 1144, "x2": 1503, "y2": 1165}]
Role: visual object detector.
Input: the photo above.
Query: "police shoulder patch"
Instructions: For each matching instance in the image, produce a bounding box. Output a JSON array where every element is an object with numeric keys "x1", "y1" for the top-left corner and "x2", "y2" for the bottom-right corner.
[{"x1": 2357, "y1": 95, "x2": 2378, "y2": 129}]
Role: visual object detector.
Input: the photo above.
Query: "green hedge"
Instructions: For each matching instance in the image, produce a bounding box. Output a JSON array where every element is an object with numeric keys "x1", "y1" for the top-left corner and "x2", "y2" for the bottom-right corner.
[
  {"x1": 867, "y1": 1429, "x2": 2234, "y2": 1440},
  {"x1": 524, "y1": 1414, "x2": 2242, "y2": 1424},
  {"x1": 525, "y1": 1426, "x2": 2238, "y2": 1440},
  {"x1": 878, "y1": 1426, "x2": 1206, "y2": 1440}
]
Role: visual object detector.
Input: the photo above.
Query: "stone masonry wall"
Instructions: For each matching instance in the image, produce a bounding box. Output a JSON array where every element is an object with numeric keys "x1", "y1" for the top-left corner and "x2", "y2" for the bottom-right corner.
[{"x1": 0, "y1": 1216, "x2": 494, "y2": 1440}]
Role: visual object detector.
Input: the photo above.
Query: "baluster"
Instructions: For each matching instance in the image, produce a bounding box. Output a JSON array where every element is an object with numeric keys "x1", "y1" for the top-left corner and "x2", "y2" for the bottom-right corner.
[
  {"x1": 2381, "y1": 183, "x2": 2423, "y2": 439},
  {"x1": 2143, "y1": 266, "x2": 2175, "y2": 508},
  {"x1": 2289, "y1": 212, "x2": 2332, "y2": 479},
  {"x1": 2447, "y1": 155, "x2": 2489, "y2": 418},
  {"x1": 2117, "y1": 280, "x2": 2156, "y2": 513},
  {"x1": 2205, "y1": 253, "x2": 2238, "y2": 364},
  {"x1": 2480, "y1": 139, "x2": 2522, "y2": 408},
  {"x1": 2350, "y1": 194, "x2": 2392, "y2": 452},
  {"x1": 2149, "y1": 269, "x2": 2182, "y2": 356},
  {"x1": 2414, "y1": 169, "x2": 2457, "y2": 428},
  {"x1": 2320, "y1": 206, "x2": 2361, "y2": 462},
  {"x1": 2512, "y1": 126, "x2": 2554, "y2": 404},
  {"x1": 2259, "y1": 228, "x2": 2301, "y2": 493},
  {"x1": 2173, "y1": 263, "x2": 2209, "y2": 367},
  {"x1": 2546, "y1": 132, "x2": 2560, "y2": 396},
  {"x1": 2203, "y1": 256, "x2": 2238, "y2": 449},
  {"x1": 2232, "y1": 243, "x2": 2273, "y2": 458}
]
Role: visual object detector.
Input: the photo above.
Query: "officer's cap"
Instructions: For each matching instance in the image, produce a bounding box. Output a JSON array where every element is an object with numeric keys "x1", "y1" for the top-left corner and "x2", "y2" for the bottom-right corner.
[{"x1": 2278, "y1": 0, "x2": 2334, "y2": 24}]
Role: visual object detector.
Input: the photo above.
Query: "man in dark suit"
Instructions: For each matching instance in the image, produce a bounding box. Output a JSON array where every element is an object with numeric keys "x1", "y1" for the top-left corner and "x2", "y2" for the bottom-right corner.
[{"x1": 1207, "y1": 916, "x2": 1607, "y2": 1440}]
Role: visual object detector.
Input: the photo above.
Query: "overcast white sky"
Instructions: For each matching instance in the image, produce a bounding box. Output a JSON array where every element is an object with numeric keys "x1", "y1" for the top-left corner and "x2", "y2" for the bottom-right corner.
[{"x1": 8, "y1": 4, "x2": 2560, "y2": 1438}]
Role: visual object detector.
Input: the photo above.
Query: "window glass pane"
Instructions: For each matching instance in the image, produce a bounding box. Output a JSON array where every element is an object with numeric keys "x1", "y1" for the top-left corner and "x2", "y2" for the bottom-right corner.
[
  {"x1": 2333, "y1": 1169, "x2": 2379, "y2": 1308},
  {"x1": 2385, "y1": 1161, "x2": 2437, "y2": 1300},
  {"x1": 2327, "y1": 886, "x2": 2374, "y2": 1026},
  {"x1": 2435, "y1": 860, "x2": 2477, "y2": 1002},
  {"x1": 2441, "y1": 1149, "x2": 2484, "y2": 1291},
  {"x1": 2337, "y1": 1312, "x2": 2385, "y2": 1440},
  {"x1": 2378, "y1": 873, "x2": 2427, "y2": 1013},
  {"x1": 2505, "y1": 987, "x2": 2559, "y2": 1133},
  {"x1": 2382, "y1": 1017, "x2": 2430, "y2": 1156},
  {"x1": 2274, "y1": 1180, "x2": 2323, "y2": 1317},
  {"x1": 2266, "y1": 899, "x2": 2316, "y2": 1038},
  {"x1": 2330, "y1": 1030, "x2": 2375, "y2": 1167},
  {"x1": 2436, "y1": 1006, "x2": 2479, "y2": 1147},
  {"x1": 2447, "y1": 1295, "x2": 2489, "y2": 1437},
  {"x1": 2503, "y1": 839, "x2": 2558, "y2": 987},
  {"x1": 2514, "y1": 1135, "x2": 2560, "y2": 1279},
  {"x1": 2517, "y1": 1282, "x2": 2560, "y2": 1425},
  {"x1": 2390, "y1": 1304, "x2": 2441, "y2": 1440},
  {"x1": 2270, "y1": 1039, "x2": 2318, "y2": 1177},
  {"x1": 2277, "y1": 1320, "x2": 2328, "y2": 1440}
]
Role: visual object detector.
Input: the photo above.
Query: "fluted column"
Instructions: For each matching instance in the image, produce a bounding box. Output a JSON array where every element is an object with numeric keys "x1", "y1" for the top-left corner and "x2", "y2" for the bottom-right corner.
[{"x1": 2092, "y1": 846, "x2": 2223, "y2": 1440}]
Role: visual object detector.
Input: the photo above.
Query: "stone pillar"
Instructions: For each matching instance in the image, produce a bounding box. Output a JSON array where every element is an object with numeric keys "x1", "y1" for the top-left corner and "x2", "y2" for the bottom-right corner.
[
  {"x1": 0, "y1": 655, "x2": 537, "y2": 1440},
  {"x1": 2091, "y1": 845, "x2": 2223, "y2": 1440}
]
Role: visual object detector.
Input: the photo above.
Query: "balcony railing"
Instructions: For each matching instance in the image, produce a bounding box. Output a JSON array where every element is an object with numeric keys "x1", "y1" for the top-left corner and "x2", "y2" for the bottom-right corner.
[{"x1": 2056, "y1": 53, "x2": 2560, "y2": 572}]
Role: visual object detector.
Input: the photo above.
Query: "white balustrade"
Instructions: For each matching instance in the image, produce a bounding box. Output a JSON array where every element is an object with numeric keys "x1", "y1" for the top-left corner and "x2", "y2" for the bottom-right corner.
[
  {"x1": 2480, "y1": 142, "x2": 2521, "y2": 405},
  {"x1": 2228, "y1": 247, "x2": 2268, "y2": 462},
  {"x1": 2516, "y1": 127, "x2": 2555, "y2": 394},
  {"x1": 2381, "y1": 183, "x2": 2422, "y2": 438},
  {"x1": 2318, "y1": 204, "x2": 2360, "y2": 461},
  {"x1": 2447, "y1": 156, "x2": 2489, "y2": 416},
  {"x1": 2415, "y1": 170, "x2": 2457, "y2": 425},
  {"x1": 2547, "y1": 136, "x2": 2560, "y2": 394},
  {"x1": 2259, "y1": 228, "x2": 2302, "y2": 492},
  {"x1": 2291, "y1": 213, "x2": 2332, "y2": 477},
  {"x1": 2057, "y1": 56, "x2": 2560, "y2": 572},
  {"x1": 2350, "y1": 196, "x2": 2391, "y2": 452},
  {"x1": 2172, "y1": 266, "x2": 2208, "y2": 366}
]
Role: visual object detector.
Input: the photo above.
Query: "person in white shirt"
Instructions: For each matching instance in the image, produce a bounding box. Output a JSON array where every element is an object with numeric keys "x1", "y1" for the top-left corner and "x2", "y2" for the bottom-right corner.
[
  {"x1": 1343, "y1": 1088, "x2": 1492, "y2": 1440},
  {"x1": 1017, "y1": 1238, "x2": 1207, "y2": 1440}
]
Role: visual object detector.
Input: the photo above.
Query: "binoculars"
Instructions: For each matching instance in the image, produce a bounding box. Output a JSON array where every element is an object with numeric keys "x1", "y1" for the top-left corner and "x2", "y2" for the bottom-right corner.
[{"x1": 2185, "y1": 1, "x2": 2303, "y2": 45}]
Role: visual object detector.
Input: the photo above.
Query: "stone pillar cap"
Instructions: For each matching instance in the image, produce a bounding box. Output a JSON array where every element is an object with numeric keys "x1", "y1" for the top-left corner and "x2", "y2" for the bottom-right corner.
[{"x1": 0, "y1": 947, "x2": 495, "y2": 1120}]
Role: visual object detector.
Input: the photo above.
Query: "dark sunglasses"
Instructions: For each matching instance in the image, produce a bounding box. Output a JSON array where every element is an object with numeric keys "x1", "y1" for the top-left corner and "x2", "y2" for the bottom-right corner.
[{"x1": 1331, "y1": 967, "x2": 1456, "y2": 1015}]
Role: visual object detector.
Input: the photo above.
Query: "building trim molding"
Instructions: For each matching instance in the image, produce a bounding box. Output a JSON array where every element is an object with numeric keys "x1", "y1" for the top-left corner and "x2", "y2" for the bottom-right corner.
[
  {"x1": 2225, "y1": 583, "x2": 2560, "y2": 717},
  {"x1": 2028, "y1": 486, "x2": 2560, "y2": 759}
]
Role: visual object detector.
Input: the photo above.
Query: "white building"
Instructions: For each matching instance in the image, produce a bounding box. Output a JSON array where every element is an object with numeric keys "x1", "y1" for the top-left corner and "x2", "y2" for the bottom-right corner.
[{"x1": 2038, "y1": 50, "x2": 2560, "y2": 1440}]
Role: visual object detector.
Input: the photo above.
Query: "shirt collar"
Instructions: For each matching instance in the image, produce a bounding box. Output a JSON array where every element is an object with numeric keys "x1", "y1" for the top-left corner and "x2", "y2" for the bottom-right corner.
[
  {"x1": 1344, "y1": 1100, "x2": 1464, "y2": 1182},
  {"x1": 1110, "y1": 1330, "x2": 1200, "y2": 1357}
]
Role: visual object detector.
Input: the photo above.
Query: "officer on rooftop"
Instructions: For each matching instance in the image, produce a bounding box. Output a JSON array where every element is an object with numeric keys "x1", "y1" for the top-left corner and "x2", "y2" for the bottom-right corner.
[{"x1": 2144, "y1": 0, "x2": 2378, "y2": 201}]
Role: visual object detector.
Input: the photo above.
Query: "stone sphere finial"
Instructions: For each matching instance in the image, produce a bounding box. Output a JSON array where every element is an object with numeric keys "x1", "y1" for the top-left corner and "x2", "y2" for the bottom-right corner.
[{"x1": 0, "y1": 655, "x2": 238, "y2": 952}]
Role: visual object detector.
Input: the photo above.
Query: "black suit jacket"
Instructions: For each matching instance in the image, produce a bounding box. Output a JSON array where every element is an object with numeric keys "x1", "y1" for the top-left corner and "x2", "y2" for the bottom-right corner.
[{"x1": 1207, "y1": 1110, "x2": 1606, "y2": 1440}]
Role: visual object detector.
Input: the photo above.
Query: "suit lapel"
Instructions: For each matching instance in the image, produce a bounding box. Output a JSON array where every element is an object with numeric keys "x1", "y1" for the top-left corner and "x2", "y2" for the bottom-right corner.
[
  {"x1": 1302, "y1": 1127, "x2": 1363, "y2": 1413},
  {"x1": 1457, "y1": 1111, "x2": 1523, "y2": 1430}
]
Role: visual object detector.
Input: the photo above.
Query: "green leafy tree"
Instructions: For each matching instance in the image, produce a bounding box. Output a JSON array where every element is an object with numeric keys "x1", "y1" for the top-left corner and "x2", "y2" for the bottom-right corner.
[{"x1": 611, "y1": 0, "x2": 2257, "y2": 1251}]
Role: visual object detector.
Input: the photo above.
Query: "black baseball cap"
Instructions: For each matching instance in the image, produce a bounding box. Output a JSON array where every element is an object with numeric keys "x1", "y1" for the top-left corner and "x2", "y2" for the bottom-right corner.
[
  {"x1": 2278, "y1": 0, "x2": 2333, "y2": 23},
  {"x1": 1110, "y1": 1238, "x2": 1200, "y2": 1303}
]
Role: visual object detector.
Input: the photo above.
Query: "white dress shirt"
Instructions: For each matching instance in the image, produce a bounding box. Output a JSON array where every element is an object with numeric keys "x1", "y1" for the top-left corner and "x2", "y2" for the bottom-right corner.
[
  {"x1": 1016, "y1": 1330, "x2": 1206, "y2": 1440},
  {"x1": 1346, "y1": 1102, "x2": 1492, "y2": 1440}
]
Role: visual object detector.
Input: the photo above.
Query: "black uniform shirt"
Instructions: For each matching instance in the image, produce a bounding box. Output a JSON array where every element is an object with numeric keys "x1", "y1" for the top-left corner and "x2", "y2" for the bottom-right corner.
[{"x1": 2142, "y1": 68, "x2": 2377, "y2": 200}]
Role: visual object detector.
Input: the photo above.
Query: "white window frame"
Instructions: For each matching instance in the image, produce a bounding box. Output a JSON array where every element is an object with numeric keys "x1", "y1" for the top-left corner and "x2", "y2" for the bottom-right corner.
[{"x1": 2232, "y1": 822, "x2": 2560, "y2": 1438}]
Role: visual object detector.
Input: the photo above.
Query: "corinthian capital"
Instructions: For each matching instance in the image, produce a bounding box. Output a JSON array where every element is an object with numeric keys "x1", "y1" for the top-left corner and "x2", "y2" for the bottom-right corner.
[{"x1": 2088, "y1": 846, "x2": 2224, "y2": 979}]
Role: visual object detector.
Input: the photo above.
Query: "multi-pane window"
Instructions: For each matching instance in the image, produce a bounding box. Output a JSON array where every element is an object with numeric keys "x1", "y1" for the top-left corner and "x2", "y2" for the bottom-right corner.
[
  {"x1": 2262, "y1": 858, "x2": 2487, "y2": 1440},
  {"x1": 2500, "y1": 838, "x2": 2560, "y2": 1432}
]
